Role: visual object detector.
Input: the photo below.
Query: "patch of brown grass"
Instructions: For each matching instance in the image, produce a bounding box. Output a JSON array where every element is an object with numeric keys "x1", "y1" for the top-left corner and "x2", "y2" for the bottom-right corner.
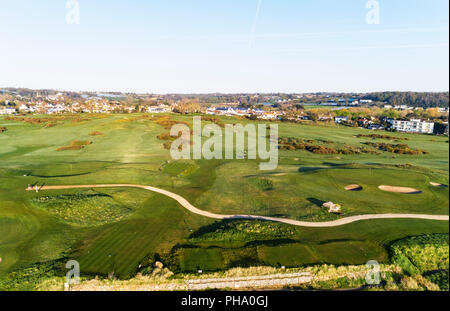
[
  {"x1": 56, "y1": 145, "x2": 83, "y2": 151},
  {"x1": 56, "y1": 140, "x2": 92, "y2": 151},
  {"x1": 357, "y1": 134, "x2": 408, "y2": 141},
  {"x1": 155, "y1": 116, "x2": 190, "y2": 130}
]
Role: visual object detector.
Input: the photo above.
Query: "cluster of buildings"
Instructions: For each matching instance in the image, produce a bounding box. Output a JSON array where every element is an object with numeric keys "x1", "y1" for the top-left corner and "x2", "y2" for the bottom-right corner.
[
  {"x1": 334, "y1": 115, "x2": 441, "y2": 134},
  {"x1": 206, "y1": 107, "x2": 285, "y2": 120},
  {"x1": 1, "y1": 96, "x2": 447, "y2": 135},
  {"x1": 0, "y1": 106, "x2": 16, "y2": 115},
  {"x1": 322, "y1": 98, "x2": 373, "y2": 106},
  {"x1": 147, "y1": 104, "x2": 171, "y2": 113}
]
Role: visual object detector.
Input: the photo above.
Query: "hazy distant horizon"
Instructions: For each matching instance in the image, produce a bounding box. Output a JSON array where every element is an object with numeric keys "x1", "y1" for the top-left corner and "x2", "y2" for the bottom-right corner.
[
  {"x1": 1, "y1": 86, "x2": 449, "y2": 96},
  {"x1": 1, "y1": 1, "x2": 448, "y2": 94}
]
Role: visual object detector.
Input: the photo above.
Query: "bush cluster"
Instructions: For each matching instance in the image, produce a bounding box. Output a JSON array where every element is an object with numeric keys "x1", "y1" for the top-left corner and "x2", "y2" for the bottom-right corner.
[
  {"x1": 364, "y1": 142, "x2": 428, "y2": 154},
  {"x1": 155, "y1": 116, "x2": 190, "y2": 130},
  {"x1": 390, "y1": 234, "x2": 449, "y2": 275},
  {"x1": 357, "y1": 134, "x2": 408, "y2": 140},
  {"x1": 32, "y1": 193, "x2": 131, "y2": 227},
  {"x1": 202, "y1": 116, "x2": 225, "y2": 128},
  {"x1": 278, "y1": 137, "x2": 377, "y2": 155},
  {"x1": 189, "y1": 220, "x2": 295, "y2": 243}
]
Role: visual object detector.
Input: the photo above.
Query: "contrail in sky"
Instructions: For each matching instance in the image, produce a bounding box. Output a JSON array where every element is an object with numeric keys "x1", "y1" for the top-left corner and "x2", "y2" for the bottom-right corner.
[{"x1": 249, "y1": 0, "x2": 262, "y2": 47}]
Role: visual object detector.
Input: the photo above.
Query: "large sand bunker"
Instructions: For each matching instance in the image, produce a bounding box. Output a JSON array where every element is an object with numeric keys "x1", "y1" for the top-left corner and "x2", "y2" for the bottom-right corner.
[
  {"x1": 344, "y1": 184, "x2": 363, "y2": 191},
  {"x1": 430, "y1": 182, "x2": 448, "y2": 188},
  {"x1": 378, "y1": 185, "x2": 422, "y2": 194}
]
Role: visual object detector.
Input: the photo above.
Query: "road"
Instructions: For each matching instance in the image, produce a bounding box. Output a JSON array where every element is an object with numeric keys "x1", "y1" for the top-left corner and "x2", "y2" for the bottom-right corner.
[{"x1": 27, "y1": 184, "x2": 450, "y2": 228}]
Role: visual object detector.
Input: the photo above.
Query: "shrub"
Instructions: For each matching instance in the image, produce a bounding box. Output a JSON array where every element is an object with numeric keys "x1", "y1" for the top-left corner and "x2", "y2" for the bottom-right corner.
[
  {"x1": 202, "y1": 117, "x2": 225, "y2": 128},
  {"x1": 0, "y1": 260, "x2": 64, "y2": 291},
  {"x1": 278, "y1": 137, "x2": 377, "y2": 155},
  {"x1": 364, "y1": 142, "x2": 428, "y2": 155},
  {"x1": 163, "y1": 141, "x2": 172, "y2": 150},
  {"x1": 357, "y1": 134, "x2": 408, "y2": 140},
  {"x1": 425, "y1": 270, "x2": 449, "y2": 291},
  {"x1": 390, "y1": 234, "x2": 449, "y2": 275},
  {"x1": 189, "y1": 220, "x2": 295, "y2": 243},
  {"x1": 89, "y1": 131, "x2": 104, "y2": 136},
  {"x1": 155, "y1": 116, "x2": 190, "y2": 130},
  {"x1": 0, "y1": 127, "x2": 7, "y2": 133},
  {"x1": 157, "y1": 133, "x2": 175, "y2": 141}
]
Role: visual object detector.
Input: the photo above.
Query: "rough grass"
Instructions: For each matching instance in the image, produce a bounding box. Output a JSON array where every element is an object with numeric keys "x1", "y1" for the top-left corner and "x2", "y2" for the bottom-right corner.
[
  {"x1": 356, "y1": 134, "x2": 409, "y2": 140},
  {"x1": 0, "y1": 260, "x2": 63, "y2": 291},
  {"x1": 248, "y1": 178, "x2": 274, "y2": 191},
  {"x1": 161, "y1": 160, "x2": 199, "y2": 177},
  {"x1": 425, "y1": 270, "x2": 449, "y2": 291},
  {"x1": 189, "y1": 220, "x2": 294, "y2": 243},
  {"x1": 390, "y1": 234, "x2": 449, "y2": 275},
  {"x1": 31, "y1": 192, "x2": 133, "y2": 227}
]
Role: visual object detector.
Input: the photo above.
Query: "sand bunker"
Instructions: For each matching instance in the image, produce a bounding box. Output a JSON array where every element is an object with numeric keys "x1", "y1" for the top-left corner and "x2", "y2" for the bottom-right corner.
[
  {"x1": 430, "y1": 182, "x2": 448, "y2": 188},
  {"x1": 345, "y1": 184, "x2": 363, "y2": 191},
  {"x1": 378, "y1": 185, "x2": 422, "y2": 194}
]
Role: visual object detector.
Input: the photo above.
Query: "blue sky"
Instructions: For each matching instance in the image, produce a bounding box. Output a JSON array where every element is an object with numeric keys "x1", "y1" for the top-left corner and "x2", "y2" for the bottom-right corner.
[{"x1": 0, "y1": 0, "x2": 448, "y2": 93}]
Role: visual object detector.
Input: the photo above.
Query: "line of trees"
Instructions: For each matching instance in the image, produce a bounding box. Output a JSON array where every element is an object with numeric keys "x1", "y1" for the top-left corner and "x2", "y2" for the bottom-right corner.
[{"x1": 362, "y1": 92, "x2": 449, "y2": 108}]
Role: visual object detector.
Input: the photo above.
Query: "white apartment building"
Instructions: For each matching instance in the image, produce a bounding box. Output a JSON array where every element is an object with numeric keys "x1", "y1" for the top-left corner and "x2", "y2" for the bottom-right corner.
[
  {"x1": 0, "y1": 107, "x2": 16, "y2": 115},
  {"x1": 389, "y1": 119, "x2": 434, "y2": 134}
]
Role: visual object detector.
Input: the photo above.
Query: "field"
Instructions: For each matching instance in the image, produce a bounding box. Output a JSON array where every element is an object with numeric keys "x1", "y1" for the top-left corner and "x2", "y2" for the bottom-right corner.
[{"x1": 0, "y1": 113, "x2": 448, "y2": 285}]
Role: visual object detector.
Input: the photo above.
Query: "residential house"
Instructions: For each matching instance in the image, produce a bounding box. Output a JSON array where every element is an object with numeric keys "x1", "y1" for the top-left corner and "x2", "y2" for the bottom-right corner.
[
  {"x1": 334, "y1": 116, "x2": 348, "y2": 124},
  {"x1": 147, "y1": 104, "x2": 169, "y2": 113},
  {"x1": 0, "y1": 107, "x2": 16, "y2": 115}
]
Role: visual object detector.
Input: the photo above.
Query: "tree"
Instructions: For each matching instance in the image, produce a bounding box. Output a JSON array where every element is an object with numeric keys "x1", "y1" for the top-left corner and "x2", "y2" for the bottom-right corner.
[{"x1": 381, "y1": 109, "x2": 400, "y2": 119}]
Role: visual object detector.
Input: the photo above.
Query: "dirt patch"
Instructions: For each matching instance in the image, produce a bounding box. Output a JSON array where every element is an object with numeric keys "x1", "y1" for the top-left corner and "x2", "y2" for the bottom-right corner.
[
  {"x1": 378, "y1": 185, "x2": 422, "y2": 194},
  {"x1": 344, "y1": 184, "x2": 363, "y2": 191},
  {"x1": 56, "y1": 140, "x2": 92, "y2": 151},
  {"x1": 430, "y1": 182, "x2": 448, "y2": 188}
]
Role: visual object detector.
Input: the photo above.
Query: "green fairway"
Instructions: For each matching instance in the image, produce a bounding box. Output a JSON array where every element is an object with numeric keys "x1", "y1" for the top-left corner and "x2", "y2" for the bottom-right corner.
[{"x1": 0, "y1": 114, "x2": 448, "y2": 279}]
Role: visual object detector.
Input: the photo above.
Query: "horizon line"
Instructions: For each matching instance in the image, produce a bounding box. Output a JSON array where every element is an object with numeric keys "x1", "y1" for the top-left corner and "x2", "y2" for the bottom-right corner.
[{"x1": 1, "y1": 86, "x2": 449, "y2": 96}]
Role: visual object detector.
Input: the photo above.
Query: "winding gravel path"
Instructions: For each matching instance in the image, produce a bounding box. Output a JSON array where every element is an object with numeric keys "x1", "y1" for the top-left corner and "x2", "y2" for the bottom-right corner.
[{"x1": 27, "y1": 184, "x2": 449, "y2": 228}]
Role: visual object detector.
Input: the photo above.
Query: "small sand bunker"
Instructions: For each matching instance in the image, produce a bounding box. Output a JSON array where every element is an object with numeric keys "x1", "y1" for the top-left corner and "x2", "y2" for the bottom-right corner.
[
  {"x1": 378, "y1": 185, "x2": 422, "y2": 194},
  {"x1": 430, "y1": 182, "x2": 448, "y2": 188},
  {"x1": 345, "y1": 184, "x2": 363, "y2": 191}
]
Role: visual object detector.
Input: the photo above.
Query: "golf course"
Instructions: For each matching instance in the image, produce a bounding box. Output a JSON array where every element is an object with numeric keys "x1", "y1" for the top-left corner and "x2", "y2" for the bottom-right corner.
[{"x1": 0, "y1": 113, "x2": 448, "y2": 283}]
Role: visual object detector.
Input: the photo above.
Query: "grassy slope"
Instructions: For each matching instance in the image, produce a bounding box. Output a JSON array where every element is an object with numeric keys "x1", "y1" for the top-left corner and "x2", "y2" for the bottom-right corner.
[{"x1": 0, "y1": 114, "x2": 448, "y2": 279}]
